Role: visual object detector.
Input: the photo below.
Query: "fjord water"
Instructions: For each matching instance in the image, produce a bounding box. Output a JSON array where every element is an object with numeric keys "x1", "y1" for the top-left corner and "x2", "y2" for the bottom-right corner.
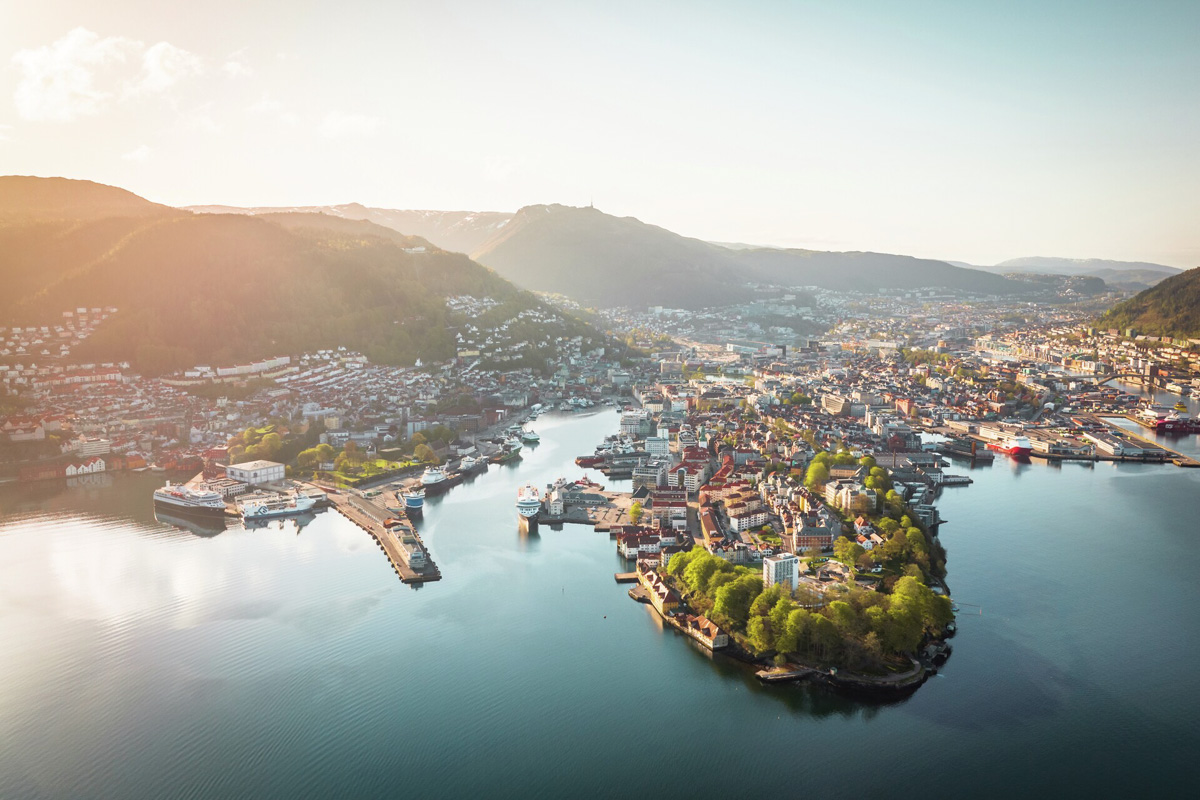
[{"x1": 2, "y1": 409, "x2": 1197, "y2": 799}]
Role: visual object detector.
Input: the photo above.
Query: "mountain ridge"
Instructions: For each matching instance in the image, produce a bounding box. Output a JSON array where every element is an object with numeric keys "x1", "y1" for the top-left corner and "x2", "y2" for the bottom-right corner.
[{"x1": 0, "y1": 177, "x2": 596, "y2": 375}]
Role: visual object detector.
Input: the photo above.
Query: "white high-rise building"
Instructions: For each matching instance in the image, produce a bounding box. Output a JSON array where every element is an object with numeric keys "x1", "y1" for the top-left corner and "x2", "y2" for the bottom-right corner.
[{"x1": 763, "y1": 553, "x2": 800, "y2": 591}]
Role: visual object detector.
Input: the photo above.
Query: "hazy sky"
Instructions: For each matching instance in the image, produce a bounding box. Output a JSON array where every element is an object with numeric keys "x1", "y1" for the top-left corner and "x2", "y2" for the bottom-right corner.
[{"x1": 1, "y1": 0, "x2": 1197, "y2": 267}]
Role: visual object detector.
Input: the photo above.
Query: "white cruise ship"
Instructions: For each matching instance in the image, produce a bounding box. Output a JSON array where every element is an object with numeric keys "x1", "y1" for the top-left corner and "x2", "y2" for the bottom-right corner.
[
  {"x1": 516, "y1": 484, "x2": 541, "y2": 519},
  {"x1": 153, "y1": 482, "x2": 226, "y2": 517}
]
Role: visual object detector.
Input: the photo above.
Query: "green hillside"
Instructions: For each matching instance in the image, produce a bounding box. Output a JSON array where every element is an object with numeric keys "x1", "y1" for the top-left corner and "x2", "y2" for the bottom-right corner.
[
  {"x1": 1097, "y1": 266, "x2": 1200, "y2": 337},
  {"x1": 0, "y1": 179, "x2": 598, "y2": 375}
]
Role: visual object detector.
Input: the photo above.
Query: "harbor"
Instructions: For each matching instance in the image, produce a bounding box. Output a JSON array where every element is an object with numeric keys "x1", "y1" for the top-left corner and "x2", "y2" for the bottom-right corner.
[{"x1": 5, "y1": 404, "x2": 1200, "y2": 798}]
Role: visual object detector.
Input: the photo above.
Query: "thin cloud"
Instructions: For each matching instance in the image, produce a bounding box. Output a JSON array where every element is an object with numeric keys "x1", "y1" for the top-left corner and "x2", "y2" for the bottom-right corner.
[
  {"x1": 11, "y1": 27, "x2": 204, "y2": 121},
  {"x1": 120, "y1": 143, "x2": 151, "y2": 162},
  {"x1": 127, "y1": 41, "x2": 203, "y2": 96},
  {"x1": 0, "y1": 123, "x2": 12, "y2": 142},
  {"x1": 319, "y1": 111, "x2": 380, "y2": 139},
  {"x1": 222, "y1": 60, "x2": 252, "y2": 78},
  {"x1": 11, "y1": 28, "x2": 137, "y2": 121}
]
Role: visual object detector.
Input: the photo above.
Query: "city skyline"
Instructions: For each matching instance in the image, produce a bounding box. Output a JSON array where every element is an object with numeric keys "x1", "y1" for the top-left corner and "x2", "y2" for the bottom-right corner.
[{"x1": 1, "y1": 0, "x2": 1198, "y2": 267}]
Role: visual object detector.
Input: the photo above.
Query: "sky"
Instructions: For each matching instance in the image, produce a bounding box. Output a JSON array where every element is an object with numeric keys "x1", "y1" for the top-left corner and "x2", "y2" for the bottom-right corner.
[{"x1": 1, "y1": 0, "x2": 1197, "y2": 267}]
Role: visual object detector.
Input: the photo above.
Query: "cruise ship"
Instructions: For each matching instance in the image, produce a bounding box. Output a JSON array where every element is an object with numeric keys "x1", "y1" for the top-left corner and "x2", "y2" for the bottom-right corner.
[
  {"x1": 402, "y1": 488, "x2": 425, "y2": 513},
  {"x1": 239, "y1": 493, "x2": 316, "y2": 521},
  {"x1": 153, "y1": 482, "x2": 226, "y2": 517},
  {"x1": 516, "y1": 484, "x2": 541, "y2": 520},
  {"x1": 986, "y1": 436, "x2": 1033, "y2": 457}
]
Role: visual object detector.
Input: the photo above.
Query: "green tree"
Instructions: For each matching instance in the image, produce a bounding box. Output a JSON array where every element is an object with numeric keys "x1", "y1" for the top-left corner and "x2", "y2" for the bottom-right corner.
[
  {"x1": 776, "y1": 607, "x2": 811, "y2": 654},
  {"x1": 712, "y1": 574, "x2": 764, "y2": 630},
  {"x1": 629, "y1": 501, "x2": 644, "y2": 525},
  {"x1": 261, "y1": 432, "x2": 282, "y2": 456},
  {"x1": 747, "y1": 615, "x2": 773, "y2": 653},
  {"x1": 665, "y1": 548, "x2": 696, "y2": 578},
  {"x1": 769, "y1": 596, "x2": 798, "y2": 636},
  {"x1": 683, "y1": 553, "x2": 721, "y2": 593},
  {"x1": 413, "y1": 443, "x2": 437, "y2": 463},
  {"x1": 804, "y1": 461, "x2": 830, "y2": 489},
  {"x1": 749, "y1": 583, "x2": 785, "y2": 618},
  {"x1": 833, "y1": 536, "x2": 866, "y2": 567}
]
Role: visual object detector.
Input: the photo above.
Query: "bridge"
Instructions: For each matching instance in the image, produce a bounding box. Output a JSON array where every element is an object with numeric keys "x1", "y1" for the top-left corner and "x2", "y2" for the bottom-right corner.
[{"x1": 1097, "y1": 371, "x2": 1163, "y2": 387}]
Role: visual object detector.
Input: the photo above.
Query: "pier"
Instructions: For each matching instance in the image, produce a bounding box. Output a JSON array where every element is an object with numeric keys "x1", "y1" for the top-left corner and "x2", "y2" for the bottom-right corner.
[
  {"x1": 321, "y1": 488, "x2": 442, "y2": 584},
  {"x1": 1100, "y1": 418, "x2": 1200, "y2": 468}
]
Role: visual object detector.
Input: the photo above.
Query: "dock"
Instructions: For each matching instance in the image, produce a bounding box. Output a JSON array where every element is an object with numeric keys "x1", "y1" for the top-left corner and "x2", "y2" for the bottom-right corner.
[
  {"x1": 324, "y1": 489, "x2": 442, "y2": 584},
  {"x1": 614, "y1": 572, "x2": 639, "y2": 583},
  {"x1": 1096, "y1": 418, "x2": 1200, "y2": 467}
]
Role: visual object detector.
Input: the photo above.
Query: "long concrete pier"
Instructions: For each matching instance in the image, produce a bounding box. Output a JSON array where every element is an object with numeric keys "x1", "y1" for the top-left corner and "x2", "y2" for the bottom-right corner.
[
  {"x1": 1104, "y1": 418, "x2": 1200, "y2": 467},
  {"x1": 323, "y1": 488, "x2": 442, "y2": 584}
]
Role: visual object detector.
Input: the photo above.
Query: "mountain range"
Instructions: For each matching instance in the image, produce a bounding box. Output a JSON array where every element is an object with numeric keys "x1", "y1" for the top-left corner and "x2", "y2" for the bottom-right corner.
[
  {"x1": 1, "y1": 177, "x2": 595, "y2": 375},
  {"x1": 194, "y1": 202, "x2": 1034, "y2": 307},
  {"x1": 948, "y1": 256, "x2": 1182, "y2": 288}
]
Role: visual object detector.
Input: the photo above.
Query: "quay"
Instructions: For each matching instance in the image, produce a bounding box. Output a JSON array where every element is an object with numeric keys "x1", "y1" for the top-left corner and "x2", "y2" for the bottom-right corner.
[
  {"x1": 614, "y1": 572, "x2": 638, "y2": 583},
  {"x1": 321, "y1": 487, "x2": 442, "y2": 584},
  {"x1": 1101, "y1": 418, "x2": 1200, "y2": 468}
]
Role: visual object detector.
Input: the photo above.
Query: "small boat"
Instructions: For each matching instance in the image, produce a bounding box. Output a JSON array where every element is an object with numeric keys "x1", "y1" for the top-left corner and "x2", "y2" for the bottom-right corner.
[{"x1": 521, "y1": 429, "x2": 541, "y2": 444}]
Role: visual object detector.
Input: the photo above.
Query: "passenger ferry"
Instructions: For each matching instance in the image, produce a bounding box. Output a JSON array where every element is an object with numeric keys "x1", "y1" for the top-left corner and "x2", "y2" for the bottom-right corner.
[
  {"x1": 421, "y1": 466, "x2": 447, "y2": 486},
  {"x1": 238, "y1": 493, "x2": 316, "y2": 521},
  {"x1": 402, "y1": 488, "x2": 425, "y2": 513}
]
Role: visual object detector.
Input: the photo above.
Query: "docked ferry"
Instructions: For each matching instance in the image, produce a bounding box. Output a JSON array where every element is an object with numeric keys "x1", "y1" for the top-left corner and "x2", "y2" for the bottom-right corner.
[
  {"x1": 420, "y1": 466, "x2": 447, "y2": 486},
  {"x1": 986, "y1": 436, "x2": 1033, "y2": 458},
  {"x1": 516, "y1": 484, "x2": 541, "y2": 520},
  {"x1": 153, "y1": 482, "x2": 226, "y2": 518},
  {"x1": 239, "y1": 493, "x2": 316, "y2": 521},
  {"x1": 402, "y1": 488, "x2": 425, "y2": 514}
]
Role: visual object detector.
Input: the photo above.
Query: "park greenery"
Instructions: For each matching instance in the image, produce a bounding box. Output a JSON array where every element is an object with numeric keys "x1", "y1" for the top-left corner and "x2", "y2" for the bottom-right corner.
[{"x1": 664, "y1": 549, "x2": 952, "y2": 672}]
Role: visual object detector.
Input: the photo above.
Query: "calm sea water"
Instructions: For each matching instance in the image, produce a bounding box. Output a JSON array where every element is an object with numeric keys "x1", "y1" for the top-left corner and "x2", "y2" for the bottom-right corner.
[{"x1": 2, "y1": 408, "x2": 1197, "y2": 799}]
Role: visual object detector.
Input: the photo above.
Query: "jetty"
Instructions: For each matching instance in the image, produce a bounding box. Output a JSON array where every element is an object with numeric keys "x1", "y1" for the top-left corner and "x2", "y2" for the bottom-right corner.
[
  {"x1": 1095, "y1": 417, "x2": 1200, "y2": 467},
  {"x1": 323, "y1": 488, "x2": 442, "y2": 584}
]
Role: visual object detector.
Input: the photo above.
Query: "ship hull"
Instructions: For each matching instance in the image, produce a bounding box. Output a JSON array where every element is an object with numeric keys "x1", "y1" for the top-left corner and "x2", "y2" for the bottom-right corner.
[
  {"x1": 153, "y1": 496, "x2": 226, "y2": 518},
  {"x1": 986, "y1": 443, "x2": 1032, "y2": 457}
]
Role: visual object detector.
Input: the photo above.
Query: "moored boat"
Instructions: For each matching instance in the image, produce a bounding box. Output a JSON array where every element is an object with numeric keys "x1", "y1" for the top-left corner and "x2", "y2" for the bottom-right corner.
[
  {"x1": 238, "y1": 493, "x2": 316, "y2": 521},
  {"x1": 985, "y1": 436, "x2": 1033, "y2": 457},
  {"x1": 516, "y1": 484, "x2": 541, "y2": 520}
]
